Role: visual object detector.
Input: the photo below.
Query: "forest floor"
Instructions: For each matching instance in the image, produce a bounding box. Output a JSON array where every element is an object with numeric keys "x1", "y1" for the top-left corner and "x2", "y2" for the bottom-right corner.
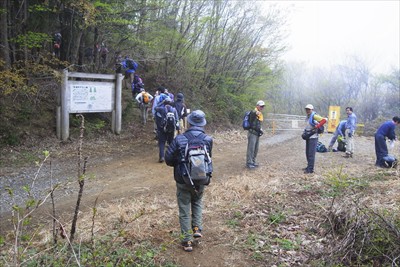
[{"x1": 1, "y1": 112, "x2": 399, "y2": 266}]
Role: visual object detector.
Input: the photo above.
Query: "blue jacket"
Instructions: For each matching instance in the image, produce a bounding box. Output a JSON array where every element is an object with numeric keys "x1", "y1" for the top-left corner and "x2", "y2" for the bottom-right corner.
[
  {"x1": 165, "y1": 127, "x2": 213, "y2": 184},
  {"x1": 336, "y1": 120, "x2": 347, "y2": 136},
  {"x1": 345, "y1": 113, "x2": 357, "y2": 133},
  {"x1": 376, "y1": 120, "x2": 397, "y2": 140}
]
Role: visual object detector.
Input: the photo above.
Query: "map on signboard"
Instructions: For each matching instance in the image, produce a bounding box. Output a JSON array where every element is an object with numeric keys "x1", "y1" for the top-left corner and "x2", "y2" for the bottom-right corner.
[{"x1": 69, "y1": 82, "x2": 114, "y2": 112}]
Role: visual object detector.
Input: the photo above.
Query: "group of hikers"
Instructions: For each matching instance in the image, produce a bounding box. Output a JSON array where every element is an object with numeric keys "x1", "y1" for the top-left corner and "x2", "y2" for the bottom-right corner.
[
  {"x1": 116, "y1": 58, "x2": 400, "y2": 253},
  {"x1": 244, "y1": 101, "x2": 399, "y2": 173}
]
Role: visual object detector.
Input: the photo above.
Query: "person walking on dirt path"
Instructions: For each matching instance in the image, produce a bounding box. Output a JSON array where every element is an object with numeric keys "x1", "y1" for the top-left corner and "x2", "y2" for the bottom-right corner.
[
  {"x1": 152, "y1": 87, "x2": 168, "y2": 139},
  {"x1": 343, "y1": 107, "x2": 357, "y2": 158},
  {"x1": 328, "y1": 120, "x2": 346, "y2": 151},
  {"x1": 303, "y1": 104, "x2": 327, "y2": 174},
  {"x1": 135, "y1": 88, "x2": 153, "y2": 125},
  {"x1": 155, "y1": 97, "x2": 179, "y2": 163},
  {"x1": 121, "y1": 56, "x2": 138, "y2": 90},
  {"x1": 246, "y1": 100, "x2": 265, "y2": 169},
  {"x1": 165, "y1": 110, "x2": 213, "y2": 252},
  {"x1": 374, "y1": 116, "x2": 400, "y2": 167},
  {"x1": 173, "y1": 93, "x2": 188, "y2": 134}
]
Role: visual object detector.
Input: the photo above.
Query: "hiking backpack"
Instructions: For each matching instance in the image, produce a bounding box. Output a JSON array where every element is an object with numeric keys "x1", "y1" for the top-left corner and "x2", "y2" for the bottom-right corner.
[
  {"x1": 126, "y1": 59, "x2": 138, "y2": 70},
  {"x1": 142, "y1": 92, "x2": 149, "y2": 104},
  {"x1": 383, "y1": 155, "x2": 398, "y2": 168},
  {"x1": 337, "y1": 136, "x2": 346, "y2": 152},
  {"x1": 242, "y1": 111, "x2": 252, "y2": 130},
  {"x1": 316, "y1": 141, "x2": 328, "y2": 153},
  {"x1": 309, "y1": 112, "x2": 325, "y2": 134},
  {"x1": 164, "y1": 110, "x2": 176, "y2": 133},
  {"x1": 181, "y1": 132, "x2": 212, "y2": 186}
]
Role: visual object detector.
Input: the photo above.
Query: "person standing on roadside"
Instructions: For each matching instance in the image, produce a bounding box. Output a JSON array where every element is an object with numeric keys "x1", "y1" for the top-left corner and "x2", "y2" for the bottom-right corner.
[
  {"x1": 165, "y1": 110, "x2": 213, "y2": 252},
  {"x1": 375, "y1": 116, "x2": 400, "y2": 167},
  {"x1": 344, "y1": 107, "x2": 357, "y2": 158},
  {"x1": 246, "y1": 100, "x2": 265, "y2": 169},
  {"x1": 303, "y1": 104, "x2": 327, "y2": 174}
]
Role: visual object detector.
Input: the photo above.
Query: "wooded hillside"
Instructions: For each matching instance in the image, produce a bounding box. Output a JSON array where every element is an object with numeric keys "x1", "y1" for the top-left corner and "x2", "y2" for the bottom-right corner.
[{"x1": 1, "y1": 0, "x2": 399, "y2": 146}]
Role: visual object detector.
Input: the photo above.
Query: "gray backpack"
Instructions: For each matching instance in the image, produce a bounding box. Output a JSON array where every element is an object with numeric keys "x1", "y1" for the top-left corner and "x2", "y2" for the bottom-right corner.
[{"x1": 181, "y1": 132, "x2": 212, "y2": 187}]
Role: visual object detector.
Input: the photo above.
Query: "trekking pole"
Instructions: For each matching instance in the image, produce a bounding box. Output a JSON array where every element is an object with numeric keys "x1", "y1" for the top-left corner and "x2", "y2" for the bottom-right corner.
[{"x1": 184, "y1": 164, "x2": 198, "y2": 194}]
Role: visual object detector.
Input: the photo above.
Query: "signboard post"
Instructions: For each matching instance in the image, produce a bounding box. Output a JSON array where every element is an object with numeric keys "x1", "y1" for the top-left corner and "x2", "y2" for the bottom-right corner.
[
  {"x1": 57, "y1": 70, "x2": 123, "y2": 141},
  {"x1": 327, "y1": 106, "x2": 341, "y2": 133}
]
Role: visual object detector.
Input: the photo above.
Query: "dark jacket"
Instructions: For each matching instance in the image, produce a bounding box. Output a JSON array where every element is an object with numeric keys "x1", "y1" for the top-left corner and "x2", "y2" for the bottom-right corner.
[
  {"x1": 155, "y1": 105, "x2": 179, "y2": 131},
  {"x1": 165, "y1": 127, "x2": 213, "y2": 184},
  {"x1": 173, "y1": 100, "x2": 188, "y2": 120},
  {"x1": 248, "y1": 110, "x2": 262, "y2": 135},
  {"x1": 376, "y1": 120, "x2": 396, "y2": 140}
]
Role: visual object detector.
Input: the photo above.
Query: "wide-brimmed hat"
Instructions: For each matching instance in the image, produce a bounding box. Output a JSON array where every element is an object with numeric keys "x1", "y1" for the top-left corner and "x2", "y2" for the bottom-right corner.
[{"x1": 187, "y1": 110, "x2": 206, "y2": 127}]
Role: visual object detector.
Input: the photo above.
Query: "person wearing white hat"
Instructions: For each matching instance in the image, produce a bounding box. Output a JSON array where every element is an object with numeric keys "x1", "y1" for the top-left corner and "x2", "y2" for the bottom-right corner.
[
  {"x1": 245, "y1": 100, "x2": 265, "y2": 169},
  {"x1": 303, "y1": 104, "x2": 327, "y2": 174}
]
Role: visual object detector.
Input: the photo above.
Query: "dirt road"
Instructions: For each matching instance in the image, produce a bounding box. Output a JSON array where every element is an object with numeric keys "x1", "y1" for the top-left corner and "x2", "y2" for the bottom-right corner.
[{"x1": 1, "y1": 122, "x2": 399, "y2": 266}]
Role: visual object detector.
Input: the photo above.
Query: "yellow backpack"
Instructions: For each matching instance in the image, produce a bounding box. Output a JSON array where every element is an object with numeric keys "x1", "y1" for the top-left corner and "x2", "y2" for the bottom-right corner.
[{"x1": 142, "y1": 92, "x2": 149, "y2": 104}]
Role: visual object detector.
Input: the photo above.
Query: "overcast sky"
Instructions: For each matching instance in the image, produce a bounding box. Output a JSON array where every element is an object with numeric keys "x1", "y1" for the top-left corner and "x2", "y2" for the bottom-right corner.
[{"x1": 264, "y1": 1, "x2": 400, "y2": 74}]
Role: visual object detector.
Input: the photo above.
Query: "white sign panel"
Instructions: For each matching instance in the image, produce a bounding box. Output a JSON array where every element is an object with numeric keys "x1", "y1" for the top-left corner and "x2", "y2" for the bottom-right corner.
[{"x1": 69, "y1": 81, "x2": 114, "y2": 113}]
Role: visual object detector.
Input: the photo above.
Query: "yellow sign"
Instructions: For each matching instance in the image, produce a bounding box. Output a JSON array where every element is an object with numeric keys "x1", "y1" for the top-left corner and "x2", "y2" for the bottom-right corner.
[{"x1": 328, "y1": 106, "x2": 341, "y2": 133}]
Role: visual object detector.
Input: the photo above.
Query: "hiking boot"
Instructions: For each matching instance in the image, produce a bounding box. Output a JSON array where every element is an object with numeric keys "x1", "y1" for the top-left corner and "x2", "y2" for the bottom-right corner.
[
  {"x1": 343, "y1": 153, "x2": 351, "y2": 158},
  {"x1": 159, "y1": 157, "x2": 165, "y2": 163},
  {"x1": 182, "y1": 241, "x2": 193, "y2": 252},
  {"x1": 304, "y1": 170, "x2": 314, "y2": 174},
  {"x1": 193, "y1": 227, "x2": 202, "y2": 239},
  {"x1": 253, "y1": 163, "x2": 259, "y2": 167},
  {"x1": 246, "y1": 164, "x2": 256, "y2": 169},
  {"x1": 328, "y1": 146, "x2": 333, "y2": 152}
]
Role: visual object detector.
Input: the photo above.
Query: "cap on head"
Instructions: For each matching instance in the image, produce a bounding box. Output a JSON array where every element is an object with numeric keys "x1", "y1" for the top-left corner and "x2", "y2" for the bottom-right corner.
[
  {"x1": 305, "y1": 104, "x2": 314, "y2": 110},
  {"x1": 256, "y1": 100, "x2": 265, "y2": 106},
  {"x1": 176, "y1": 93, "x2": 184, "y2": 101},
  {"x1": 187, "y1": 110, "x2": 206, "y2": 127},
  {"x1": 158, "y1": 86, "x2": 166, "y2": 94}
]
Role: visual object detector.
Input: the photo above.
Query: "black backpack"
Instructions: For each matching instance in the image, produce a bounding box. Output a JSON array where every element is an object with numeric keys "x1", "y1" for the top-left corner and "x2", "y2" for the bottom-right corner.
[
  {"x1": 164, "y1": 111, "x2": 176, "y2": 133},
  {"x1": 126, "y1": 59, "x2": 138, "y2": 70},
  {"x1": 180, "y1": 132, "x2": 212, "y2": 188},
  {"x1": 316, "y1": 141, "x2": 328, "y2": 153}
]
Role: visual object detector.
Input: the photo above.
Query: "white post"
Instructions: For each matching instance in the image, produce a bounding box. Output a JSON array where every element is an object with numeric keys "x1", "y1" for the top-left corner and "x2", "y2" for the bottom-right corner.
[
  {"x1": 61, "y1": 69, "x2": 69, "y2": 141},
  {"x1": 114, "y1": 73, "x2": 123, "y2": 134}
]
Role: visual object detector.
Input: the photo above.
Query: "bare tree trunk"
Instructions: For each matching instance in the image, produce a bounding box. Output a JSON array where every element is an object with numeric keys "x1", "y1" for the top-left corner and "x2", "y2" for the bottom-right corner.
[{"x1": 0, "y1": 0, "x2": 11, "y2": 69}]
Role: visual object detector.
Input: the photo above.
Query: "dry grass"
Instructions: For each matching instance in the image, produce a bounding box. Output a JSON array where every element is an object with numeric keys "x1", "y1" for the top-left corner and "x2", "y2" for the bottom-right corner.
[{"x1": 1, "y1": 130, "x2": 399, "y2": 266}]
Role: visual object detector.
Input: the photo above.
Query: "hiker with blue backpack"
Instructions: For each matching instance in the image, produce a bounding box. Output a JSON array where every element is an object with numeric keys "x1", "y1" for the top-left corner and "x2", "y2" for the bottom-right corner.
[
  {"x1": 302, "y1": 104, "x2": 327, "y2": 174},
  {"x1": 165, "y1": 110, "x2": 213, "y2": 252},
  {"x1": 155, "y1": 97, "x2": 179, "y2": 163},
  {"x1": 375, "y1": 116, "x2": 400, "y2": 168},
  {"x1": 119, "y1": 56, "x2": 138, "y2": 90},
  {"x1": 328, "y1": 120, "x2": 347, "y2": 151},
  {"x1": 244, "y1": 100, "x2": 265, "y2": 169}
]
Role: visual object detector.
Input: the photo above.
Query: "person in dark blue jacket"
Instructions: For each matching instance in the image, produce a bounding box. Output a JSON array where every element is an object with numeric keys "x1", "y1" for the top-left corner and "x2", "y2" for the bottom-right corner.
[
  {"x1": 165, "y1": 110, "x2": 213, "y2": 252},
  {"x1": 375, "y1": 116, "x2": 400, "y2": 167},
  {"x1": 155, "y1": 97, "x2": 179, "y2": 163}
]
